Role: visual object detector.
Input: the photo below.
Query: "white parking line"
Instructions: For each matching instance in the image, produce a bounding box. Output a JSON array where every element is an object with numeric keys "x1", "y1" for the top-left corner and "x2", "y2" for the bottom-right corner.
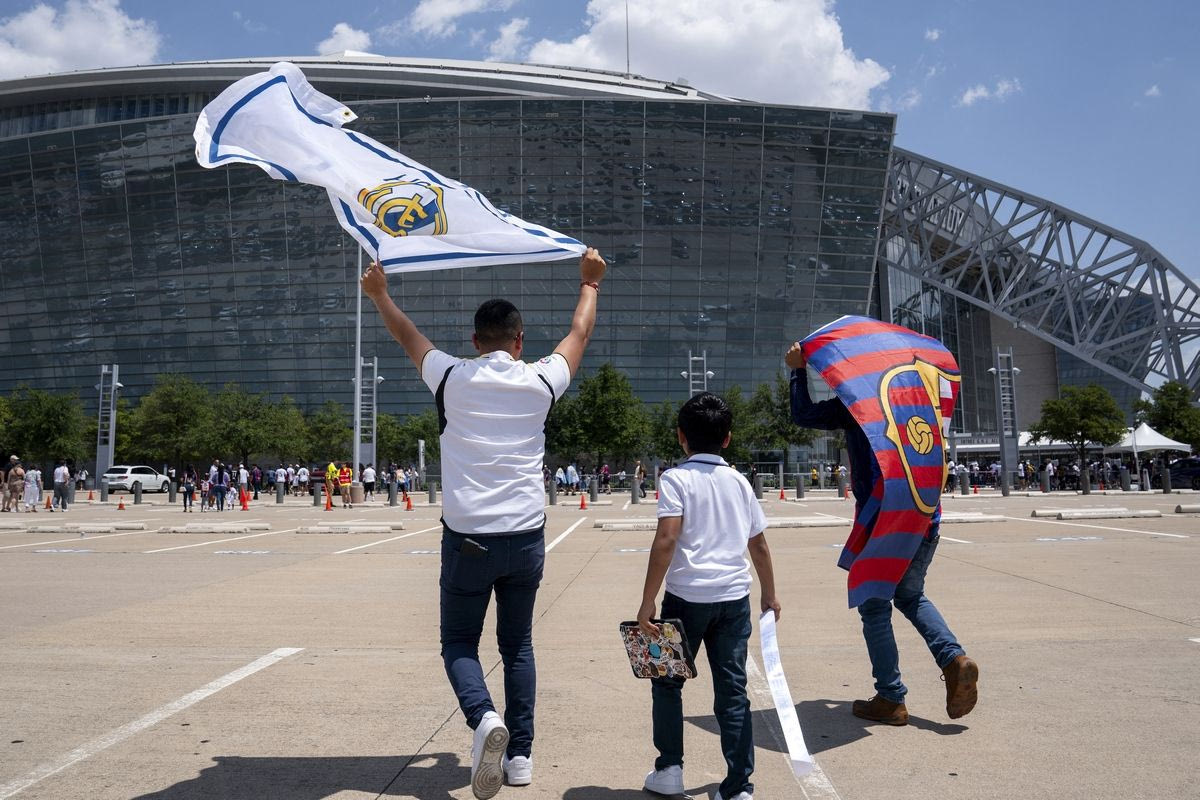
[
  {"x1": 1004, "y1": 516, "x2": 1189, "y2": 538},
  {"x1": 939, "y1": 536, "x2": 973, "y2": 544},
  {"x1": 745, "y1": 655, "x2": 841, "y2": 800},
  {"x1": 0, "y1": 647, "x2": 303, "y2": 799},
  {"x1": 334, "y1": 525, "x2": 441, "y2": 554},
  {"x1": 622, "y1": 500, "x2": 631, "y2": 511},
  {"x1": 0, "y1": 530, "x2": 150, "y2": 550},
  {"x1": 1189, "y1": 638, "x2": 1200, "y2": 644},
  {"x1": 546, "y1": 518, "x2": 587, "y2": 552},
  {"x1": 144, "y1": 528, "x2": 298, "y2": 554}
]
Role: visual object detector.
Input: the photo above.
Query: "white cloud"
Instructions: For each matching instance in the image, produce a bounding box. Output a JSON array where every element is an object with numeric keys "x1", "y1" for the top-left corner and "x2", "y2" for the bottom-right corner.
[
  {"x1": 390, "y1": 0, "x2": 516, "y2": 39},
  {"x1": 487, "y1": 17, "x2": 528, "y2": 62},
  {"x1": 924, "y1": 28, "x2": 941, "y2": 42},
  {"x1": 525, "y1": 0, "x2": 890, "y2": 110},
  {"x1": 233, "y1": 11, "x2": 267, "y2": 34},
  {"x1": 317, "y1": 22, "x2": 371, "y2": 55},
  {"x1": 957, "y1": 77, "x2": 1022, "y2": 107},
  {"x1": 1145, "y1": 84, "x2": 1161, "y2": 97},
  {"x1": 0, "y1": 0, "x2": 160, "y2": 79}
]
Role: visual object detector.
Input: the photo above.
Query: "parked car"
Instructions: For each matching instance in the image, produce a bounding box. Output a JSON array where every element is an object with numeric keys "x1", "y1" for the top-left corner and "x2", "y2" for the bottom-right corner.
[
  {"x1": 101, "y1": 465, "x2": 170, "y2": 493},
  {"x1": 1168, "y1": 456, "x2": 1200, "y2": 490}
]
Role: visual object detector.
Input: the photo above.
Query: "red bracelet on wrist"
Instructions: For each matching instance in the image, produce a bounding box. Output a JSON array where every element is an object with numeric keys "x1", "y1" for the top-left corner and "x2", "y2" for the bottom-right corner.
[{"x1": 581, "y1": 281, "x2": 600, "y2": 293}]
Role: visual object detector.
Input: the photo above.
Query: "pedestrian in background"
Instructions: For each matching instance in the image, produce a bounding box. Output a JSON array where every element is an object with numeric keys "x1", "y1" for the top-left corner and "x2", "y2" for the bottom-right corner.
[
  {"x1": 182, "y1": 465, "x2": 197, "y2": 512},
  {"x1": 51, "y1": 461, "x2": 70, "y2": 512}
]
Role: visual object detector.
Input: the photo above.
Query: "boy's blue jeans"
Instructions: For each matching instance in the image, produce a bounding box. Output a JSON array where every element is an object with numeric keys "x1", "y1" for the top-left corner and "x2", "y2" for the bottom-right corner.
[
  {"x1": 651, "y1": 591, "x2": 754, "y2": 799},
  {"x1": 857, "y1": 534, "x2": 964, "y2": 703},
  {"x1": 440, "y1": 528, "x2": 544, "y2": 758}
]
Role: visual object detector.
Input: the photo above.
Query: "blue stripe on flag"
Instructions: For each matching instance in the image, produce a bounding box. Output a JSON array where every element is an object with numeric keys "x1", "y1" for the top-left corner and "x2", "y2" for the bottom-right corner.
[
  {"x1": 337, "y1": 199, "x2": 379, "y2": 251},
  {"x1": 209, "y1": 76, "x2": 298, "y2": 181},
  {"x1": 379, "y1": 248, "x2": 570, "y2": 267},
  {"x1": 344, "y1": 131, "x2": 448, "y2": 189}
]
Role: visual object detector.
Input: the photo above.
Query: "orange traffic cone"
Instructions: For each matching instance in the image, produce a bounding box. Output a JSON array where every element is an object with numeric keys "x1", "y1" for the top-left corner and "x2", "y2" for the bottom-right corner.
[
  {"x1": 973, "y1": 484, "x2": 978, "y2": 494},
  {"x1": 404, "y1": 494, "x2": 413, "y2": 511},
  {"x1": 779, "y1": 487, "x2": 786, "y2": 501},
  {"x1": 44, "y1": 494, "x2": 52, "y2": 509},
  {"x1": 87, "y1": 489, "x2": 94, "y2": 501},
  {"x1": 655, "y1": 490, "x2": 659, "y2": 500},
  {"x1": 844, "y1": 484, "x2": 850, "y2": 499},
  {"x1": 579, "y1": 493, "x2": 588, "y2": 510},
  {"x1": 240, "y1": 488, "x2": 249, "y2": 511},
  {"x1": 117, "y1": 497, "x2": 125, "y2": 510}
]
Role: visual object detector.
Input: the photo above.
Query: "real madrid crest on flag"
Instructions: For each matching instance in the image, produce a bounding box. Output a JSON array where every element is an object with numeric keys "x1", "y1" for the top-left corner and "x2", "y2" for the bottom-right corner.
[
  {"x1": 799, "y1": 316, "x2": 961, "y2": 607},
  {"x1": 192, "y1": 62, "x2": 585, "y2": 273}
]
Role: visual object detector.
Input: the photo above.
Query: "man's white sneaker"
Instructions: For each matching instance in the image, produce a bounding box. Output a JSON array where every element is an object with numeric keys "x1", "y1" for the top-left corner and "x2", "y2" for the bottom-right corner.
[
  {"x1": 470, "y1": 711, "x2": 509, "y2": 800},
  {"x1": 714, "y1": 792, "x2": 753, "y2": 800},
  {"x1": 643, "y1": 765, "x2": 684, "y2": 796},
  {"x1": 502, "y1": 754, "x2": 532, "y2": 786}
]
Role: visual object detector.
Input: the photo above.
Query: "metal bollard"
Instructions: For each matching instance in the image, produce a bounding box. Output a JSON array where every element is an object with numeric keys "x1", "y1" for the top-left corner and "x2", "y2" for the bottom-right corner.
[
  {"x1": 630, "y1": 480, "x2": 639, "y2": 505},
  {"x1": 389, "y1": 481, "x2": 398, "y2": 507},
  {"x1": 1120, "y1": 466, "x2": 1131, "y2": 492},
  {"x1": 100, "y1": 477, "x2": 109, "y2": 502},
  {"x1": 589, "y1": 477, "x2": 599, "y2": 503},
  {"x1": 961, "y1": 468, "x2": 971, "y2": 496},
  {"x1": 133, "y1": 482, "x2": 143, "y2": 504},
  {"x1": 68, "y1": 483, "x2": 76, "y2": 503},
  {"x1": 548, "y1": 480, "x2": 557, "y2": 505},
  {"x1": 795, "y1": 473, "x2": 805, "y2": 500},
  {"x1": 752, "y1": 473, "x2": 764, "y2": 500},
  {"x1": 313, "y1": 483, "x2": 323, "y2": 506},
  {"x1": 836, "y1": 471, "x2": 847, "y2": 498},
  {"x1": 429, "y1": 482, "x2": 438, "y2": 504},
  {"x1": 168, "y1": 480, "x2": 176, "y2": 504},
  {"x1": 1162, "y1": 469, "x2": 1173, "y2": 494},
  {"x1": 1040, "y1": 469, "x2": 1051, "y2": 494},
  {"x1": 276, "y1": 480, "x2": 285, "y2": 504}
]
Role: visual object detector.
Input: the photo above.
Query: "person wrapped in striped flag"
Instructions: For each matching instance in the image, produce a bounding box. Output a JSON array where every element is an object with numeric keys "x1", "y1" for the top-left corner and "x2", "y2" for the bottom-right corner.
[{"x1": 785, "y1": 315, "x2": 979, "y2": 726}]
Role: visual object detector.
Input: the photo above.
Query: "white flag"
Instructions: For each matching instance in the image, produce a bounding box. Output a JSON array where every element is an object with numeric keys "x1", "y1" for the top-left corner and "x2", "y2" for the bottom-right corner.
[{"x1": 193, "y1": 62, "x2": 585, "y2": 273}]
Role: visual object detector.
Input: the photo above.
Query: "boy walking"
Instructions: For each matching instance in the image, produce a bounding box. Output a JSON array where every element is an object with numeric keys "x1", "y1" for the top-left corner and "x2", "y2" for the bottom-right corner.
[{"x1": 636, "y1": 393, "x2": 780, "y2": 800}]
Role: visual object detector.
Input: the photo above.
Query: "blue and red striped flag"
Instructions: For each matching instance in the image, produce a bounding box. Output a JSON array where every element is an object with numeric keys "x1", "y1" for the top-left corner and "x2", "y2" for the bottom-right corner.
[{"x1": 800, "y1": 316, "x2": 961, "y2": 607}]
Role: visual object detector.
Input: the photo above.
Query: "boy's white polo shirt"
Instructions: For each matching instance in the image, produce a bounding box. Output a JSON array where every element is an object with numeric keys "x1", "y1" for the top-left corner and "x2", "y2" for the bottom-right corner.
[
  {"x1": 422, "y1": 348, "x2": 571, "y2": 535},
  {"x1": 657, "y1": 453, "x2": 768, "y2": 603}
]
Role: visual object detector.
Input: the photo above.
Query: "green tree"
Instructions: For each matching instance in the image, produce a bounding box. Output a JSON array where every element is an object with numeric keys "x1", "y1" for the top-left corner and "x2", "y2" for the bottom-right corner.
[
  {"x1": 720, "y1": 385, "x2": 753, "y2": 467},
  {"x1": 205, "y1": 383, "x2": 274, "y2": 465},
  {"x1": 390, "y1": 409, "x2": 440, "y2": 466},
  {"x1": 125, "y1": 374, "x2": 213, "y2": 467},
  {"x1": 545, "y1": 393, "x2": 587, "y2": 465},
  {"x1": 746, "y1": 373, "x2": 814, "y2": 472},
  {"x1": 1132, "y1": 380, "x2": 1200, "y2": 450},
  {"x1": 5, "y1": 386, "x2": 91, "y2": 466},
  {"x1": 647, "y1": 398, "x2": 683, "y2": 463},
  {"x1": 264, "y1": 396, "x2": 309, "y2": 463},
  {"x1": 306, "y1": 400, "x2": 351, "y2": 462},
  {"x1": 1028, "y1": 384, "x2": 1126, "y2": 465},
  {"x1": 572, "y1": 363, "x2": 648, "y2": 468}
]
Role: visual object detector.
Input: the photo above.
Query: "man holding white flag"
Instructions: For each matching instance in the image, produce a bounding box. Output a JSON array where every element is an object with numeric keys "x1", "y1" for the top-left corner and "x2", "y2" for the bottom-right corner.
[
  {"x1": 362, "y1": 247, "x2": 606, "y2": 799},
  {"x1": 193, "y1": 61, "x2": 585, "y2": 272}
]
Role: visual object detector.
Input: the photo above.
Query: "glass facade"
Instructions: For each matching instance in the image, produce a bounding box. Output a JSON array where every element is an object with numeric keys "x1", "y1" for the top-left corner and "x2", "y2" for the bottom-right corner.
[{"x1": 0, "y1": 90, "x2": 894, "y2": 418}]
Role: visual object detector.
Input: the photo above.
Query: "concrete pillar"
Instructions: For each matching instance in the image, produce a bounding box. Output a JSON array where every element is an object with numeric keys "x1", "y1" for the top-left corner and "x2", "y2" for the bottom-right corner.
[
  {"x1": 313, "y1": 482, "x2": 323, "y2": 506},
  {"x1": 836, "y1": 471, "x2": 847, "y2": 498},
  {"x1": 589, "y1": 477, "x2": 599, "y2": 503},
  {"x1": 168, "y1": 480, "x2": 176, "y2": 504},
  {"x1": 389, "y1": 481, "x2": 398, "y2": 506},
  {"x1": 1162, "y1": 468, "x2": 1173, "y2": 494},
  {"x1": 630, "y1": 480, "x2": 639, "y2": 505},
  {"x1": 794, "y1": 472, "x2": 805, "y2": 500},
  {"x1": 276, "y1": 481, "x2": 286, "y2": 504},
  {"x1": 1041, "y1": 468, "x2": 1051, "y2": 494},
  {"x1": 100, "y1": 477, "x2": 109, "y2": 502},
  {"x1": 1119, "y1": 466, "x2": 1131, "y2": 492},
  {"x1": 133, "y1": 482, "x2": 142, "y2": 504},
  {"x1": 429, "y1": 482, "x2": 438, "y2": 504},
  {"x1": 752, "y1": 473, "x2": 764, "y2": 500},
  {"x1": 351, "y1": 483, "x2": 365, "y2": 504},
  {"x1": 961, "y1": 467, "x2": 970, "y2": 496}
]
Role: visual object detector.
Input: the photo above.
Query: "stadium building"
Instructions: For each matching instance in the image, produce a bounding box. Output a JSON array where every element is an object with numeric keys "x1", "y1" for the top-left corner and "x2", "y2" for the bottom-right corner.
[{"x1": 1, "y1": 54, "x2": 1197, "y2": 459}]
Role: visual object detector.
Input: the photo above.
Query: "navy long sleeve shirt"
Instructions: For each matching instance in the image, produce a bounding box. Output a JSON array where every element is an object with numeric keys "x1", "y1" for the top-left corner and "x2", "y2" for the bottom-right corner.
[{"x1": 789, "y1": 367, "x2": 877, "y2": 507}]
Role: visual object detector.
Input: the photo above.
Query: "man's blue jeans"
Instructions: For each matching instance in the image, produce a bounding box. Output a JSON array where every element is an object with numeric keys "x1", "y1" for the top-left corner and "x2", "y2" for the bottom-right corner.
[
  {"x1": 651, "y1": 592, "x2": 753, "y2": 800},
  {"x1": 440, "y1": 527, "x2": 544, "y2": 758},
  {"x1": 857, "y1": 534, "x2": 964, "y2": 703}
]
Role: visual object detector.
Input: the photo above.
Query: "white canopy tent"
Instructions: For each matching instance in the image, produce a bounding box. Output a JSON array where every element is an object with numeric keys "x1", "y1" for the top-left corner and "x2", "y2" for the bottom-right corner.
[{"x1": 1109, "y1": 423, "x2": 1192, "y2": 456}]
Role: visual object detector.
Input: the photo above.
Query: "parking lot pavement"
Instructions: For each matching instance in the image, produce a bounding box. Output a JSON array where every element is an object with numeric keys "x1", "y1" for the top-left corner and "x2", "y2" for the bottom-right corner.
[{"x1": 0, "y1": 488, "x2": 1196, "y2": 799}]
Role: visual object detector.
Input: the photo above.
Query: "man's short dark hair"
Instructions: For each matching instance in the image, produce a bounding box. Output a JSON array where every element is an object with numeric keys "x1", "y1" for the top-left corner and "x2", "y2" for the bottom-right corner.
[
  {"x1": 474, "y1": 299, "x2": 523, "y2": 348},
  {"x1": 678, "y1": 392, "x2": 732, "y2": 455}
]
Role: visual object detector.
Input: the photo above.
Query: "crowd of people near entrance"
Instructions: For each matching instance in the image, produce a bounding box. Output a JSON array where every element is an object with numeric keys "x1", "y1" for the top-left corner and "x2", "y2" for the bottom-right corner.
[
  {"x1": 170, "y1": 460, "x2": 425, "y2": 512},
  {"x1": 0, "y1": 455, "x2": 78, "y2": 513}
]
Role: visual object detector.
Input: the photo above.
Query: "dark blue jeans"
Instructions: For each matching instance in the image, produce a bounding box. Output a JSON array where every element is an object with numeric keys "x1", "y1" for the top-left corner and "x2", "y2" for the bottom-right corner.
[
  {"x1": 858, "y1": 534, "x2": 964, "y2": 703},
  {"x1": 440, "y1": 527, "x2": 545, "y2": 758},
  {"x1": 651, "y1": 592, "x2": 753, "y2": 799}
]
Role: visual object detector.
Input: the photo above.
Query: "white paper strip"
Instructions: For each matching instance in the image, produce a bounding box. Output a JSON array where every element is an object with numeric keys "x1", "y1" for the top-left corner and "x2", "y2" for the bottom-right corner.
[{"x1": 759, "y1": 610, "x2": 815, "y2": 777}]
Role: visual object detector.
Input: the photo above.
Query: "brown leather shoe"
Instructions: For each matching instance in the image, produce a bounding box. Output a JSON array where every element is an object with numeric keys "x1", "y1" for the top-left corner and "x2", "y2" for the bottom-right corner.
[
  {"x1": 851, "y1": 694, "x2": 909, "y2": 725},
  {"x1": 942, "y1": 655, "x2": 979, "y2": 719}
]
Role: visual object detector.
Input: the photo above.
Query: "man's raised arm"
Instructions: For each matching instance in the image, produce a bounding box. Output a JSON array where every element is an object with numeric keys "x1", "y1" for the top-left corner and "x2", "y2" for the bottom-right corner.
[
  {"x1": 554, "y1": 247, "x2": 607, "y2": 377},
  {"x1": 361, "y1": 261, "x2": 435, "y2": 371}
]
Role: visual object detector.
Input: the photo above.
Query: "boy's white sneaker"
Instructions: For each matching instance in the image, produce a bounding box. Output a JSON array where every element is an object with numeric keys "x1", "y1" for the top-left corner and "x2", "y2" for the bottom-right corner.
[
  {"x1": 643, "y1": 765, "x2": 684, "y2": 796},
  {"x1": 470, "y1": 711, "x2": 509, "y2": 799},
  {"x1": 714, "y1": 792, "x2": 753, "y2": 800},
  {"x1": 502, "y1": 754, "x2": 532, "y2": 785}
]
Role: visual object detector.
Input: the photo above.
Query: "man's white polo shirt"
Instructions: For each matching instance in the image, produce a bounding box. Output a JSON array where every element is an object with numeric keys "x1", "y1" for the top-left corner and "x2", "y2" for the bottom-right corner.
[
  {"x1": 422, "y1": 349, "x2": 571, "y2": 535},
  {"x1": 657, "y1": 453, "x2": 768, "y2": 603}
]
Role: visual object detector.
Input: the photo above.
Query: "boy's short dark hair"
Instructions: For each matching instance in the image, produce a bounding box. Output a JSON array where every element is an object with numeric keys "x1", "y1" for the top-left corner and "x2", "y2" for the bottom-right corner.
[
  {"x1": 677, "y1": 392, "x2": 732, "y2": 455},
  {"x1": 474, "y1": 299, "x2": 523, "y2": 348}
]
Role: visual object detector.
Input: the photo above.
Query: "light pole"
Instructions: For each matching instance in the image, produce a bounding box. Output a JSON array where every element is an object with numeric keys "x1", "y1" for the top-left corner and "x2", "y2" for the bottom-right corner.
[
  {"x1": 987, "y1": 347, "x2": 1021, "y2": 495},
  {"x1": 352, "y1": 248, "x2": 364, "y2": 477},
  {"x1": 94, "y1": 364, "x2": 122, "y2": 481},
  {"x1": 356, "y1": 357, "x2": 384, "y2": 469},
  {"x1": 680, "y1": 350, "x2": 714, "y2": 395}
]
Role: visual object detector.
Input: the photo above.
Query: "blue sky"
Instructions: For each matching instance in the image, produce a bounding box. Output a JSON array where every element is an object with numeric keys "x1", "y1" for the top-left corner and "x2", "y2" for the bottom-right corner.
[{"x1": 1, "y1": 0, "x2": 1197, "y2": 277}]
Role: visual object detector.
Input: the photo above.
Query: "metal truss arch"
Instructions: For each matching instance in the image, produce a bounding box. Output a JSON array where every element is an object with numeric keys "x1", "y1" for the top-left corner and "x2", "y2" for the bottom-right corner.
[{"x1": 881, "y1": 147, "x2": 1200, "y2": 398}]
